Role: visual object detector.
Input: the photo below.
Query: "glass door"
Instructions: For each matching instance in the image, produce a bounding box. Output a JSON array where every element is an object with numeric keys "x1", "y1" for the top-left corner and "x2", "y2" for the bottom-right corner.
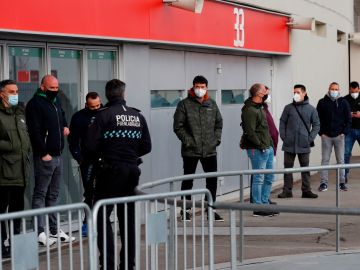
[
  {"x1": 50, "y1": 48, "x2": 82, "y2": 204},
  {"x1": 8, "y1": 46, "x2": 45, "y2": 104},
  {"x1": 87, "y1": 50, "x2": 117, "y2": 102}
]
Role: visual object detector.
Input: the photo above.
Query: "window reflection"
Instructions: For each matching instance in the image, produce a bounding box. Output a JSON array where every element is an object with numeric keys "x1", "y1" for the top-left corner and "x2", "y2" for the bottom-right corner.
[
  {"x1": 221, "y1": 89, "x2": 246, "y2": 104},
  {"x1": 151, "y1": 90, "x2": 184, "y2": 108}
]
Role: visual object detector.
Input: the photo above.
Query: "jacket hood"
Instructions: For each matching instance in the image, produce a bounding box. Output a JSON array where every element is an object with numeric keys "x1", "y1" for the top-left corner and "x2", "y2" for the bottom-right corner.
[
  {"x1": 188, "y1": 88, "x2": 209, "y2": 102},
  {"x1": 244, "y1": 97, "x2": 263, "y2": 108}
]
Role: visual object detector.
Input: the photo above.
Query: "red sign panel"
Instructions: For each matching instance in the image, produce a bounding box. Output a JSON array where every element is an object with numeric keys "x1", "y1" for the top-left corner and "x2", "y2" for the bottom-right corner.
[
  {"x1": 0, "y1": 0, "x2": 289, "y2": 54},
  {"x1": 17, "y1": 70, "x2": 30, "y2": 83}
]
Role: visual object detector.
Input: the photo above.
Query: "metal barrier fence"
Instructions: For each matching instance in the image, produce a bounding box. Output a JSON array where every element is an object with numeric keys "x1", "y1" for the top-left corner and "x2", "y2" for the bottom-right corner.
[
  {"x1": 92, "y1": 189, "x2": 214, "y2": 270},
  {"x1": 213, "y1": 202, "x2": 360, "y2": 269},
  {"x1": 2, "y1": 163, "x2": 360, "y2": 269},
  {"x1": 138, "y1": 163, "x2": 360, "y2": 267},
  {"x1": 0, "y1": 203, "x2": 94, "y2": 270}
]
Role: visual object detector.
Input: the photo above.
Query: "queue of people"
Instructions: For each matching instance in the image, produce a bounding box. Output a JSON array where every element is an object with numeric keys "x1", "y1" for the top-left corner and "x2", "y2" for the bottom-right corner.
[{"x1": 1, "y1": 75, "x2": 359, "y2": 268}]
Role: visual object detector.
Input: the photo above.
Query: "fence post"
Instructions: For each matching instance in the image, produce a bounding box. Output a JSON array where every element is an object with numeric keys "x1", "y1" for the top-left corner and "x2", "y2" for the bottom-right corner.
[
  {"x1": 336, "y1": 167, "x2": 340, "y2": 252},
  {"x1": 168, "y1": 182, "x2": 176, "y2": 270},
  {"x1": 239, "y1": 173, "x2": 244, "y2": 264}
]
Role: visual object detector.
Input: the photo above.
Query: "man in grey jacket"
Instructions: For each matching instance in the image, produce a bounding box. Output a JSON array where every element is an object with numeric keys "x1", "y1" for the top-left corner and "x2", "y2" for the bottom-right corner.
[{"x1": 278, "y1": 84, "x2": 320, "y2": 199}]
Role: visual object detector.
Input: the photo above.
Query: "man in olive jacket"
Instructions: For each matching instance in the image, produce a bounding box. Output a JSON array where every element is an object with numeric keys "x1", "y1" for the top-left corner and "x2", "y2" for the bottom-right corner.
[
  {"x1": 278, "y1": 84, "x2": 320, "y2": 199},
  {"x1": 173, "y1": 75, "x2": 223, "y2": 221},
  {"x1": 0, "y1": 80, "x2": 31, "y2": 258},
  {"x1": 241, "y1": 83, "x2": 277, "y2": 217}
]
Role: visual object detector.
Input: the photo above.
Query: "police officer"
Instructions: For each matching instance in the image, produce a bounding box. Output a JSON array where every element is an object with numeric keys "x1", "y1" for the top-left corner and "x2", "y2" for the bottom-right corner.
[{"x1": 87, "y1": 79, "x2": 151, "y2": 270}]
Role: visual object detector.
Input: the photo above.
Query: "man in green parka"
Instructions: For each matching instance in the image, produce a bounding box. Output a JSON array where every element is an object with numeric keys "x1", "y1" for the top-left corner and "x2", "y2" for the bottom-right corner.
[
  {"x1": 173, "y1": 75, "x2": 223, "y2": 222},
  {"x1": 0, "y1": 80, "x2": 31, "y2": 258}
]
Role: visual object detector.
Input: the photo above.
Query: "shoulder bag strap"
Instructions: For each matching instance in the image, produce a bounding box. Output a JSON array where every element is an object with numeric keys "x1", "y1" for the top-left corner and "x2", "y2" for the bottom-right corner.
[{"x1": 293, "y1": 104, "x2": 311, "y2": 135}]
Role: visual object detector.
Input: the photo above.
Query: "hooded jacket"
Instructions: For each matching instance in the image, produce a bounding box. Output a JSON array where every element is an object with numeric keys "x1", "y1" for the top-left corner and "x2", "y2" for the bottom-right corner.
[
  {"x1": 241, "y1": 98, "x2": 273, "y2": 150},
  {"x1": 316, "y1": 94, "x2": 351, "y2": 137},
  {"x1": 25, "y1": 89, "x2": 68, "y2": 157},
  {"x1": 280, "y1": 96, "x2": 320, "y2": 154},
  {"x1": 0, "y1": 101, "x2": 31, "y2": 186},
  {"x1": 173, "y1": 89, "x2": 223, "y2": 157}
]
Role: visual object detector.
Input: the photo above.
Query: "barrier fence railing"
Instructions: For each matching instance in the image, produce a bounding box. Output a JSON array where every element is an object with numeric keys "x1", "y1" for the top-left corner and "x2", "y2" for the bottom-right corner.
[
  {"x1": 0, "y1": 203, "x2": 94, "y2": 270},
  {"x1": 138, "y1": 163, "x2": 360, "y2": 267},
  {"x1": 91, "y1": 189, "x2": 214, "y2": 270},
  {"x1": 2, "y1": 163, "x2": 360, "y2": 269}
]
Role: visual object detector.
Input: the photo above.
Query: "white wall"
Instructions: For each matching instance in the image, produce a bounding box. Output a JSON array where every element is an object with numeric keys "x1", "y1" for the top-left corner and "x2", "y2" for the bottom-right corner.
[{"x1": 243, "y1": 0, "x2": 355, "y2": 170}]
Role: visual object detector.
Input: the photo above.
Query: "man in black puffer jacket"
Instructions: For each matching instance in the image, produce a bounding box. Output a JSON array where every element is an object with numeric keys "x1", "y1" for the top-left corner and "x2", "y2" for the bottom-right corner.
[
  {"x1": 316, "y1": 82, "x2": 351, "y2": 192},
  {"x1": 26, "y1": 75, "x2": 74, "y2": 246}
]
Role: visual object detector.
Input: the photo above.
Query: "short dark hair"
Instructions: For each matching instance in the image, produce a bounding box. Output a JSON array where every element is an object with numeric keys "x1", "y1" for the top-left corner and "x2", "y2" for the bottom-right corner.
[
  {"x1": 350, "y1": 81, "x2": 359, "y2": 89},
  {"x1": 105, "y1": 79, "x2": 125, "y2": 101},
  {"x1": 86, "y1": 91, "x2": 99, "y2": 101},
  {"x1": 249, "y1": 83, "x2": 262, "y2": 97},
  {"x1": 193, "y1": 75, "x2": 208, "y2": 87},
  {"x1": 0, "y1": 79, "x2": 17, "y2": 91},
  {"x1": 294, "y1": 84, "x2": 306, "y2": 92}
]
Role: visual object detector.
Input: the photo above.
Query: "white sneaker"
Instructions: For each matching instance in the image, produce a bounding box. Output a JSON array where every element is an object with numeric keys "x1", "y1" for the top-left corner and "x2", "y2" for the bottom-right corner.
[
  {"x1": 50, "y1": 229, "x2": 75, "y2": 243},
  {"x1": 38, "y1": 232, "x2": 56, "y2": 246}
]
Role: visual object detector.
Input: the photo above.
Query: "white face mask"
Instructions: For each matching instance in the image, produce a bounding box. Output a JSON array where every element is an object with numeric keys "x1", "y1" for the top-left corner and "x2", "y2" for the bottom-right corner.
[
  {"x1": 293, "y1": 93, "x2": 301, "y2": 103},
  {"x1": 351, "y1": 93, "x2": 359, "y2": 99},
  {"x1": 194, "y1": 88, "x2": 207, "y2": 98},
  {"x1": 264, "y1": 95, "x2": 271, "y2": 103}
]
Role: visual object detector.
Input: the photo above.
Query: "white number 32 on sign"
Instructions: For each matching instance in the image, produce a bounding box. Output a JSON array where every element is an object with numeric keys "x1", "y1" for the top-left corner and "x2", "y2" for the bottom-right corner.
[{"x1": 234, "y1": 8, "x2": 245, "y2": 47}]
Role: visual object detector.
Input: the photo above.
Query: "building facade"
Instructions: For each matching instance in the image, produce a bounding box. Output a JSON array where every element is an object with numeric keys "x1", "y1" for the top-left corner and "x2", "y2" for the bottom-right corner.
[{"x1": 0, "y1": 0, "x2": 355, "y2": 205}]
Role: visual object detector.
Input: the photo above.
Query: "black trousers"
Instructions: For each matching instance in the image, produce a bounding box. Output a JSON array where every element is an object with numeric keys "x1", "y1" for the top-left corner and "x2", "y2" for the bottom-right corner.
[
  {"x1": 94, "y1": 162, "x2": 140, "y2": 270},
  {"x1": 283, "y1": 152, "x2": 311, "y2": 192},
  {"x1": 0, "y1": 186, "x2": 24, "y2": 247},
  {"x1": 181, "y1": 155, "x2": 218, "y2": 202},
  {"x1": 79, "y1": 161, "x2": 96, "y2": 221}
]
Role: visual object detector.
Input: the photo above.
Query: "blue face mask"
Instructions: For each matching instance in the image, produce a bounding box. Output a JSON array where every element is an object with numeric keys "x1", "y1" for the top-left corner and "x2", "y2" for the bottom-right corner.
[
  {"x1": 329, "y1": 90, "x2": 339, "y2": 99},
  {"x1": 8, "y1": 94, "x2": 19, "y2": 106}
]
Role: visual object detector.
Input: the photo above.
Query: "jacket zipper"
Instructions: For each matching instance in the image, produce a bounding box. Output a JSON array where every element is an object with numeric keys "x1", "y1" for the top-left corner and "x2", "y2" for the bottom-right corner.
[{"x1": 52, "y1": 103, "x2": 62, "y2": 154}]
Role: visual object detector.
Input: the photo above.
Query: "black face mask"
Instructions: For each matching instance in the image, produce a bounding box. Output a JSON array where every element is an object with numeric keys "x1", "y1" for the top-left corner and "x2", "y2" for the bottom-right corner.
[
  {"x1": 45, "y1": 90, "x2": 58, "y2": 101},
  {"x1": 87, "y1": 108, "x2": 99, "y2": 116},
  {"x1": 262, "y1": 94, "x2": 268, "y2": 102}
]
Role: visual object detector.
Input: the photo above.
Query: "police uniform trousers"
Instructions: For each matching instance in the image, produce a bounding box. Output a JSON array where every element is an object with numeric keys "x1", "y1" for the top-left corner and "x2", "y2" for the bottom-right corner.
[{"x1": 95, "y1": 161, "x2": 140, "y2": 270}]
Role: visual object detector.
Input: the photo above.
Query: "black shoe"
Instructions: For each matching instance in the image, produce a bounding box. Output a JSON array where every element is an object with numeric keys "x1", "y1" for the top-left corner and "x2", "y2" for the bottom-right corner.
[
  {"x1": 277, "y1": 191, "x2": 293, "y2": 198},
  {"x1": 2, "y1": 246, "x2": 10, "y2": 259},
  {"x1": 180, "y1": 209, "x2": 191, "y2": 222},
  {"x1": 318, "y1": 183, "x2": 328, "y2": 192},
  {"x1": 253, "y1": 211, "x2": 274, "y2": 217},
  {"x1": 302, "y1": 191, "x2": 318, "y2": 198},
  {"x1": 268, "y1": 199, "x2": 277, "y2": 205},
  {"x1": 213, "y1": 212, "x2": 224, "y2": 222},
  {"x1": 339, "y1": 183, "x2": 348, "y2": 191}
]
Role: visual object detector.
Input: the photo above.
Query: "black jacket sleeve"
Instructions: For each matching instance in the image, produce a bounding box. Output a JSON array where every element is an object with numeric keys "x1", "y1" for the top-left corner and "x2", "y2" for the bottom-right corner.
[
  {"x1": 25, "y1": 100, "x2": 47, "y2": 157},
  {"x1": 68, "y1": 113, "x2": 82, "y2": 163},
  {"x1": 139, "y1": 114, "x2": 152, "y2": 157}
]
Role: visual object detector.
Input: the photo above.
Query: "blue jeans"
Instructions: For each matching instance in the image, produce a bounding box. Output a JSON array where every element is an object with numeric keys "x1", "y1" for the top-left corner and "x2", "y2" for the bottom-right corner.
[
  {"x1": 344, "y1": 128, "x2": 360, "y2": 178},
  {"x1": 32, "y1": 156, "x2": 62, "y2": 234},
  {"x1": 247, "y1": 147, "x2": 274, "y2": 204}
]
